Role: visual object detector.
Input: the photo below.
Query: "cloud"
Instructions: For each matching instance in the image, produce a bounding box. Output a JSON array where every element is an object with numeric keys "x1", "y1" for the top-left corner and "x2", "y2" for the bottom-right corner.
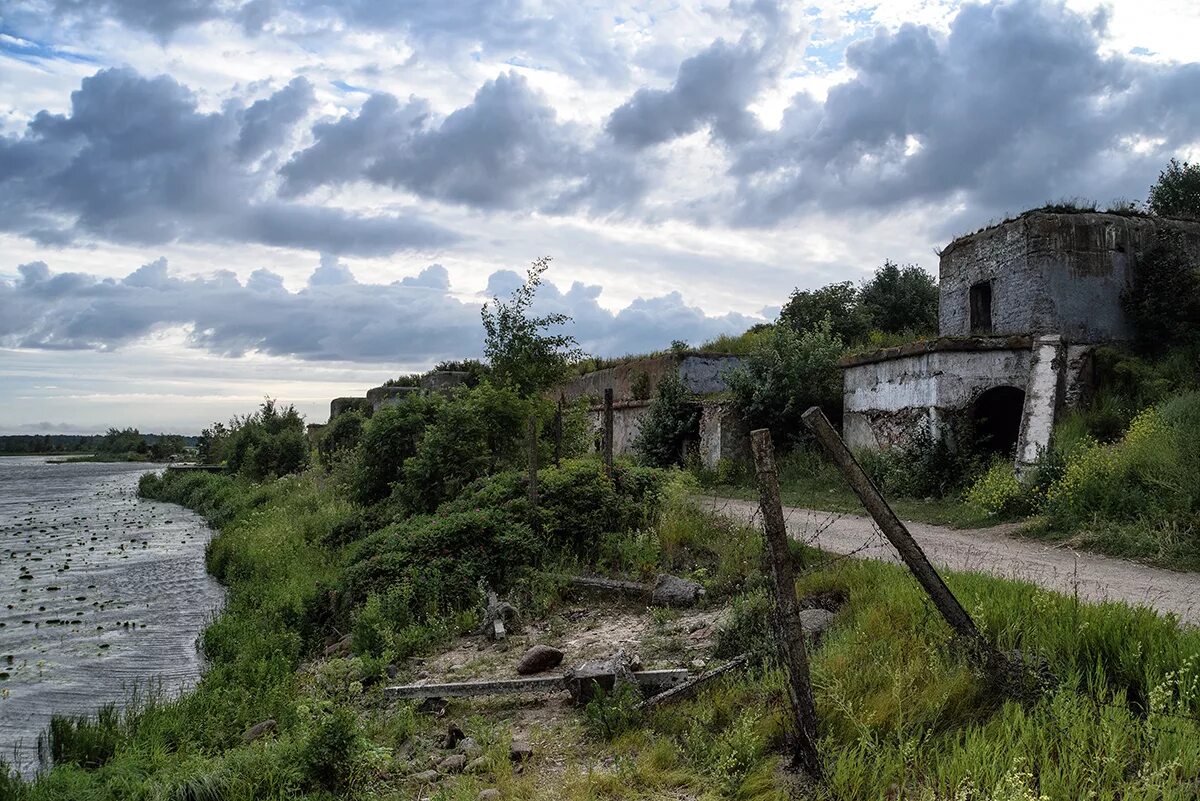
[
  {"x1": 726, "y1": 0, "x2": 1200, "y2": 225},
  {"x1": 604, "y1": 1, "x2": 795, "y2": 149},
  {"x1": 0, "y1": 258, "x2": 761, "y2": 363},
  {"x1": 282, "y1": 71, "x2": 645, "y2": 213},
  {"x1": 0, "y1": 67, "x2": 456, "y2": 255}
]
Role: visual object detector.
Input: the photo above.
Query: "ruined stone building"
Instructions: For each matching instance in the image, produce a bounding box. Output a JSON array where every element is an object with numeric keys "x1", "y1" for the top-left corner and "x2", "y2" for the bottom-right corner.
[
  {"x1": 841, "y1": 211, "x2": 1200, "y2": 470},
  {"x1": 554, "y1": 352, "x2": 748, "y2": 468}
]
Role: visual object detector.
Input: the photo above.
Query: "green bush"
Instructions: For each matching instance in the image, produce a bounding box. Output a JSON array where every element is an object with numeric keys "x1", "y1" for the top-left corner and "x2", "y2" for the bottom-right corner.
[
  {"x1": 354, "y1": 393, "x2": 443, "y2": 503},
  {"x1": 632, "y1": 371, "x2": 700, "y2": 467},
  {"x1": 302, "y1": 707, "x2": 359, "y2": 793},
  {"x1": 1123, "y1": 231, "x2": 1200, "y2": 356},
  {"x1": 726, "y1": 318, "x2": 844, "y2": 447},
  {"x1": 965, "y1": 460, "x2": 1034, "y2": 519},
  {"x1": 860, "y1": 420, "x2": 983, "y2": 499},
  {"x1": 399, "y1": 381, "x2": 532, "y2": 511},
  {"x1": 1147, "y1": 157, "x2": 1200, "y2": 218},
  {"x1": 317, "y1": 409, "x2": 364, "y2": 469},
  {"x1": 223, "y1": 399, "x2": 310, "y2": 479}
]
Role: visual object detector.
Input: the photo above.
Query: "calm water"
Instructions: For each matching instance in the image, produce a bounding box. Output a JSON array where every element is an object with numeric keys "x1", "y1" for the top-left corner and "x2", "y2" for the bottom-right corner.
[{"x1": 0, "y1": 456, "x2": 223, "y2": 774}]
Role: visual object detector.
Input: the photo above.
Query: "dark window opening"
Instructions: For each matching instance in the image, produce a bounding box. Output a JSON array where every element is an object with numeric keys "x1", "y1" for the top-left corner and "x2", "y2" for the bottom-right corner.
[
  {"x1": 969, "y1": 281, "x2": 993, "y2": 334},
  {"x1": 970, "y1": 385, "x2": 1025, "y2": 456}
]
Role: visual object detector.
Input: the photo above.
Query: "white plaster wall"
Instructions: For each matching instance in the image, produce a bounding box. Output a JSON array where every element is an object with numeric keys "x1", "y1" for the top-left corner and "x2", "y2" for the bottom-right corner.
[{"x1": 842, "y1": 348, "x2": 1032, "y2": 451}]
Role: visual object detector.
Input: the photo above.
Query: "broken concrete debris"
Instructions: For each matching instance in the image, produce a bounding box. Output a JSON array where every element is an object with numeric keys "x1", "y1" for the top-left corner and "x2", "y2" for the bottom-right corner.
[
  {"x1": 478, "y1": 590, "x2": 520, "y2": 640},
  {"x1": 516, "y1": 644, "x2": 564, "y2": 675}
]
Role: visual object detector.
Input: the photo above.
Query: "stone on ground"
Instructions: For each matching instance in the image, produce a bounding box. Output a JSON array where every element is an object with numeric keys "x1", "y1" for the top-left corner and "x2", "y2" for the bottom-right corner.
[
  {"x1": 651, "y1": 574, "x2": 705, "y2": 606},
  {"x1": 516, "y1": 644, "x2": 564, "y2": 675},
  {"x1": 439, "y1": 754, "x2": 468, "y2": 773},
  {"x1": 479, "y1": 790, "x2": 501, "y2": 801},
  {"x1": 509, "y1": 740, "x2": 533, "y2": 763},
  {"x1": 241, "y1": 718, "x2": 277, "y2": 743}
]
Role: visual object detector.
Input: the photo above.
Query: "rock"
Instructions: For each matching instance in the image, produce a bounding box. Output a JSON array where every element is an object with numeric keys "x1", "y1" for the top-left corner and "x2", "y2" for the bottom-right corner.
[
  {"x1": 479, "y1": 790, "x2": 501, "y2": 801},
  {"x1": 386, "y1": 663, "x2": 399, "y2": 679},
  {"x1": 444, "y1": 721, "x2": 466, "y2": 748},
  {"x1": 689, "y1": 658, "x2": 707, "y2": 671},
  {"x1": 439, "y1": 754, "x2": 468, "y2": 773},
  {"x1": 411, "y1": 769, "x2": 439, "y2": 783},
  {"x1": 651, "y1": 574, "x2": 705, "y2": 606},
  {"x1": 467, "y1": 756, "x2": 489, "y2": 774},
  {"x1": 798, "y1": 608, "x2": 835, "y2": 641},
  {"x1": 509, "y1": 740, "x2": 533, "y2": 763},
  {"x1": 516, "y1": 644, "x2": 564, "y2": 675},
  {"x1": 241, "y1": 718, "x2": 277, "y2": 744},
  {"x1": 459, "y1": 736, "x2": 483, "y2": 757},
  {"x1": 322, "y1": 633, "x2": 351, "y2": 657}
]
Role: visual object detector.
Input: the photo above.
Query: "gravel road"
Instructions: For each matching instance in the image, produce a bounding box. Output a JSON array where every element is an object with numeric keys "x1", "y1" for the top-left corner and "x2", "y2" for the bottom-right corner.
[{"x1": 700, "y1": 496, "x2": 1200, "y2": 626}]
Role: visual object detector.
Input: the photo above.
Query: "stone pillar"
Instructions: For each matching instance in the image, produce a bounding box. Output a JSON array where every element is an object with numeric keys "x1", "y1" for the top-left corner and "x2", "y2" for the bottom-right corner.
[{"x1": 1015, "y1": 335, "x2": 1064, "y2": 476}]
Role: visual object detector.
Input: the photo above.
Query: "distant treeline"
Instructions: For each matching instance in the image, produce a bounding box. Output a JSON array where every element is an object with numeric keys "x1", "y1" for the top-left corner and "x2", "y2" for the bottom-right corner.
[{"x1": 0, "y1": 429, "x2": 198, "y2": 456}]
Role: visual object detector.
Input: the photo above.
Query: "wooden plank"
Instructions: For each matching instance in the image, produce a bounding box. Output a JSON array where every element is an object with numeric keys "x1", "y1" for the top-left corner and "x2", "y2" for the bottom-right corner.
[
  {"x1": 384, "y1": 668, "x2": 690, "y2": 702},
  {"x1": 636, "y1": 654, "x2": 750, "y2": 710}
]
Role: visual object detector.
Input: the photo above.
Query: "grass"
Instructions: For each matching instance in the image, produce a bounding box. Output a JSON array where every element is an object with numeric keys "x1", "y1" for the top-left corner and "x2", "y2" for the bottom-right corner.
[{"x1": 13, "y1": 463, "x2": 1200, "y2": 800}]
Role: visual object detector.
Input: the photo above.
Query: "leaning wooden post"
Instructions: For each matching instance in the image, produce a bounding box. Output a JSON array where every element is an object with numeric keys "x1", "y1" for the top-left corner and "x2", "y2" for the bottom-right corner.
[
  {"x1": 527, "y1": 415, "x2": 540, "y2": 532},
  {"x1": 750, "y1": 428, "x2": 823, "y2": 781},
  {"x1": 602, "y1": 388, "x2": 615, "y2": 478},
  {"x1": 801, "y1": 407, "x2": 995, "y2": 659}
]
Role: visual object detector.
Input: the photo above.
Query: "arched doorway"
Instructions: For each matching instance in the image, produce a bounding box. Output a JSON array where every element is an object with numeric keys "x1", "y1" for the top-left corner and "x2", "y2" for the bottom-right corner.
[{"x1": 970, "y1": 386, "x2": 1025, "y2": 456}]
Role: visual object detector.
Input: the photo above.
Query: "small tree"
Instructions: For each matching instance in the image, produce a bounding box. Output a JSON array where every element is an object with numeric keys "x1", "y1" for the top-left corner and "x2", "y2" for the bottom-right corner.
[
  {"x1": 632, "y1": 372, "x2": 700, "y2": 467},
  {"x1": 858, "y1": 261, "x2": 939, "y2": 336},
  {"x1": 726, "y1": 318, "x2": 844, "y2": 447},
  {"x1": 1148, "y1": 158, "x2": 1200, "y2": 219},
  {"x1": 778, "y1": 281, "x2": 868, "y2": 345},
  {"x1": 482, "y1": 257, "x2": 581, "y2": 397}
]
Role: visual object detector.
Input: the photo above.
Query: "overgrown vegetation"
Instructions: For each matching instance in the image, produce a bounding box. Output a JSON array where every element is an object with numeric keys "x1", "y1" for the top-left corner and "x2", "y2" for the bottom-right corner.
[
  {"x1": 632, "y1": 371, "x2": 700, "y2": 467},
  {"x1": 1147, "y1": 158, "x2": 1200, "y2": 219}
]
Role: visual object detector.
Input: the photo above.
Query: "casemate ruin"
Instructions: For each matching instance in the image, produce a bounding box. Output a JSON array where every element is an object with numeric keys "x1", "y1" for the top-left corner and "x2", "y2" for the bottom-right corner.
[{"x1": 842, "y1": 211, "x2": 1200, "y2": 472}]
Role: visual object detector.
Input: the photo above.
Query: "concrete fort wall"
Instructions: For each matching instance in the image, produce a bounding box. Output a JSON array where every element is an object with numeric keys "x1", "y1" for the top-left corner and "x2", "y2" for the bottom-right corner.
[
  {"x1": 558, "y1": 352, "x2": 747, "y2": 467},
  {"x1": 841, "y1": 338, "x2": 1033, "y2": 452},
  {"x1": 557, "y1": 353, "x2": 743, "y2": 405},
  {"x1": 939, "y1": 212, "x2": 1200, "y2": 343}
]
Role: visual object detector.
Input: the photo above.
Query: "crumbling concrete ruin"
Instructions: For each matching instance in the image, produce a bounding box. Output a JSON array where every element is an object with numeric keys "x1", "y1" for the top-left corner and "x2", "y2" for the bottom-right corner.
[
  {"x1": 554, "y1": 352, "x2": 749, "y2": 469},
  {"x1": 842, "y1": 211, "x2": 1200, "y2": 471},
  {"x1": 328, "y1": 371, "x2": 472, "y2": 423}
]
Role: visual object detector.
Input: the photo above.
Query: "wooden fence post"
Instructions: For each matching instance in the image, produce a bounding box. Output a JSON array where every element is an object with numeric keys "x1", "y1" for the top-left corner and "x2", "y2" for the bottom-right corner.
[
  {"x1": 603, "y1": 388, "x2": 614, "y2": 478},
  {"x1": 750, "y1": 428, "x2": 823, "y2": 781},
  {"x1": 554, "y1": 395, "x2": 564, "y2": 469},
  {"x1": 801, "y1": 406, "x2": 996, "y2": 660},
  {"x1": 527, "y1": 415, "x2": 540, "y2": 530}
]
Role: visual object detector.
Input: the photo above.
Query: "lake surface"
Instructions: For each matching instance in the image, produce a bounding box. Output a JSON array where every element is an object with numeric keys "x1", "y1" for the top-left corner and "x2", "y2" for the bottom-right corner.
[{"x1": 0, "y1": 456, "x2": 223, "y2": 775}]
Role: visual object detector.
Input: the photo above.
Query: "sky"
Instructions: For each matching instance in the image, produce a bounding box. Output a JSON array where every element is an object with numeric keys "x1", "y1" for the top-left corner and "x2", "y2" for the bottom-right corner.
[{"x1": 1, "y1": 0, "x2": 1198, "y2": 434}]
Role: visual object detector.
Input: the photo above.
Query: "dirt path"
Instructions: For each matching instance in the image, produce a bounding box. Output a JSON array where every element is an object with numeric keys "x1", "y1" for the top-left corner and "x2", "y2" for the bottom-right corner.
[{"x1": 700, "y1": 496, "x2": 1200, "y2": 626}]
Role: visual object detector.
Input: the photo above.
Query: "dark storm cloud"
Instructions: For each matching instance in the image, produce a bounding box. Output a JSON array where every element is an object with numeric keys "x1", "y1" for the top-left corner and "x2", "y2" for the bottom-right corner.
[
  {"x1": 0, "y1": 68, "x2": 455, "y2": 255},
  {"x1": 725, "y1": 0, "x2": 1200, "y2": 224},
  {"x1": 0, "y1": 259, "x2": 758, "y2": 362},
  {"x1": 50, "y1": 0, "x2": 224, "y2": 39},
  {"x1": 282, "y1": 72, "x2": 644, "y2": 213}
]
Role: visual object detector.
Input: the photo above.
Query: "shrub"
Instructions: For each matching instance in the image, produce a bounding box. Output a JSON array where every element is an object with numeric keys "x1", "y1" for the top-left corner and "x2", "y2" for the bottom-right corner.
[
  {"x1": 1147, "y1": 157, "x2": 1200, "y2": 218},
  {"x1": 726, "y1": 318, "x2": 844, "y2": 447},
  {"x1": 1123, "y1": 232, "x2": 1200, "y2": 356},
  {"x1": 632, "y1": 371, "x2": 700, "y2": 467},
  {"x1": 779, "y1": 281, "x2": 868, "y2": 345},
  {"x1": 354, "y1": 393, "x2": 443, "y2": 503},
  {"x1": 1041, "y1": 395, "x2": 1200, "y2": 547},
  {"x1": 302, "y1": 707, "x2": 359, "y2": 793},
  {"x1": 317, "y1": 409, "x2": 364, "y2": 469},
  {"x1": 860, "y1": 420, "x2": 983, "y2": 499},
  {"x1": 223, "y1": 399, "x2": 310, "y2": 479},
  {"x1": 857, "y1": 260, "x2": 939, "y2": 337},
  {"x1": 965, "y1": 461, "x2": 1033, "y2": 519}
]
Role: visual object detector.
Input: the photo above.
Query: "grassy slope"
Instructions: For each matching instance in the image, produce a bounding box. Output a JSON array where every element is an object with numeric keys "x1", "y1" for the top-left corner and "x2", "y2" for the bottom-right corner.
[{"x1": 14, "y1": 471, "x2": 1200, "y2": 801}]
